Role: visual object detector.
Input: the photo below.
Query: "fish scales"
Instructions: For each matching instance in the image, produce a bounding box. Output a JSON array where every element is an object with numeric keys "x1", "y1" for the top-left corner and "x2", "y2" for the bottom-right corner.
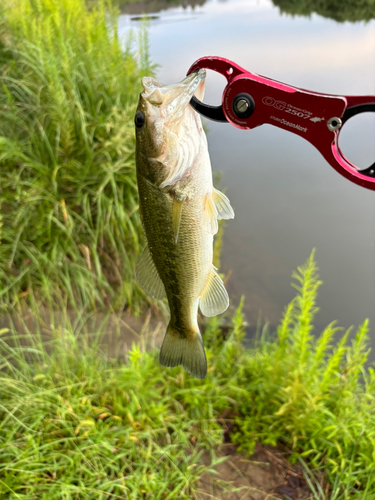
[
  {"x1": 137, "y1": 162, "x2": 213, "y2": 334},
  {"x1": 134, "y1": 70, "x2": 234, "y2": 379}
]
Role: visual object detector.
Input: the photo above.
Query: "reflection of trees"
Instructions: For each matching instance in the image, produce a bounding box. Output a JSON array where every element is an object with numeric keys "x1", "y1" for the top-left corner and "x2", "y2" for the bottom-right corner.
[
  {"x1": 117, "y1": 0, "x2": 207, "y2": 15},
  {"x1": 272, "y1": 0, "x2": 375, "y2": 23},
  {"x1": 96, "y1": 0, "x2": 375, "y2": 21}
]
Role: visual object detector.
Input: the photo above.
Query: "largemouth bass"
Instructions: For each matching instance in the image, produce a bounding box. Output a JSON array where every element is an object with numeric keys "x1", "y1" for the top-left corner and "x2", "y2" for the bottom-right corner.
[{"x1": 134, "y1": 70, "x2": 234, "y2": 379}]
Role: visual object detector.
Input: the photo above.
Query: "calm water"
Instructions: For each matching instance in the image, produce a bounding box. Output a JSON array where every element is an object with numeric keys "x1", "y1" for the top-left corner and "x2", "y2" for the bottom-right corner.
[{"x1": 119, "y1": 0, "x2": 375, "y2": 339}]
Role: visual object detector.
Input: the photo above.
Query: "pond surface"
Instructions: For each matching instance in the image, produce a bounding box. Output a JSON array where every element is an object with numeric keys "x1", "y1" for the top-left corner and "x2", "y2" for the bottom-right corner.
[{"x1": 119, "y1": 0, "x2": 375, "y2": 342}]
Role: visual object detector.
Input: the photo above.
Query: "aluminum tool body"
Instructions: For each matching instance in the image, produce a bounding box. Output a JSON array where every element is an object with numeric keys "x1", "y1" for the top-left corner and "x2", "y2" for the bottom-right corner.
[{"x1": 187, "y1": 56, "x2": 375, "y2": 191}]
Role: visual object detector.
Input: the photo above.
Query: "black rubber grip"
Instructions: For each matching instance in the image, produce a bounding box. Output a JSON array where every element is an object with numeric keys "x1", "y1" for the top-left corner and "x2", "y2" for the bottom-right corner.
[
  {"x1": 342, "y1": 103, "x2": 375, "y2": 122},
  {"x1": 342, "y1": 103, "x2": 375, "y2": 177},
  {"x1": 189, "y1": 96, "x2": 228, "y2": 122}
]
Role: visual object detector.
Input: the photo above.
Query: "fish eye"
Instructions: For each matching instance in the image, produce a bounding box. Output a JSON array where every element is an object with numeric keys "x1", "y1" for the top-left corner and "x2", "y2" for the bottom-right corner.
[{"x1": 135, "y1": 111, "x2": 145, "y2": 128}]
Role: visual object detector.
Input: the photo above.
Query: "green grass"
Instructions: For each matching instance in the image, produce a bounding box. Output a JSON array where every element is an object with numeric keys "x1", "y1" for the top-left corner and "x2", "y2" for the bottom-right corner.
[
  {"x1": 0, "y1": 304, "x2": 238, "y2": 499},
  {"x1": 1, "y1": 251, "x2": 374, "y2": 499},
  {"x1": 0, "y1": 0, "x2": 154, "y2": 313}
]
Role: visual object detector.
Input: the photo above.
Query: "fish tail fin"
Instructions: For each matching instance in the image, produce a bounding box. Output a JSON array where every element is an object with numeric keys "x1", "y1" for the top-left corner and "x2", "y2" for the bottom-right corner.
[{"x1": 159, "y1": 324, "x2": 207, "y2": 380}]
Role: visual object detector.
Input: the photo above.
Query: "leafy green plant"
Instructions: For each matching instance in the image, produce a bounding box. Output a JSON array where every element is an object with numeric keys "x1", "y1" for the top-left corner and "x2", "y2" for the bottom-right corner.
[
  {"x1": 232, "y1": 250, "x2": 375, "y2": 497},
  {"x1": 0, "y1": 0, "x2": 153, "y2": 313}
]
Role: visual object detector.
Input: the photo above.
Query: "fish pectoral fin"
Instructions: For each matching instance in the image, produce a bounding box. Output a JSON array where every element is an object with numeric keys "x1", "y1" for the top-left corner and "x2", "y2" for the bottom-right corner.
[
  {"x1": 172, "y1": 195, "x2": 185, "y2": 244},
  {"x1": 159, "y1": 324, "x2": 207, "y2": 380},
  {"x1": 199, "y1": 267, "x2": 229, "y2": 317},
  {"x1": 135, "y1": 245, "x2": 166, "y2": 300},
  {"x1": 212, "y1": 188, "x2": 235, "y2": 220},
  {"x1": 203, "y1": 193, "x2": 218, "y2": 235},
  {"x1": 202, "y1": 189, "x2": 234, "y2": 235}
]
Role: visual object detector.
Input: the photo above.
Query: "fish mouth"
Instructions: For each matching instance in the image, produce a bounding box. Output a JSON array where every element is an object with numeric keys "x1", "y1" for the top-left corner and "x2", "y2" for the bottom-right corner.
[
  {"x1": 142, "y1": 69, "x2": 206, "y2": 113},
  {"x1": 176, "y1": 69, "x2": 206, "y2": 100}
]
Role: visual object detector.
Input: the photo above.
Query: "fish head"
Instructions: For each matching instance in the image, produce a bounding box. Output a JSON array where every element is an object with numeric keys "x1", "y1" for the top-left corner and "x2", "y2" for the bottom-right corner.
[{"x1": 135, "y1": 69, "x2": 206, "y2": 187}]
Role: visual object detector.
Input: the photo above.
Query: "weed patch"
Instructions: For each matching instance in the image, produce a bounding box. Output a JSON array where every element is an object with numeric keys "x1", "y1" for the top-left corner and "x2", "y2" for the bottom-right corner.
[{"x1": 0, "y1": 0, "x2": 153, "y2": 312}]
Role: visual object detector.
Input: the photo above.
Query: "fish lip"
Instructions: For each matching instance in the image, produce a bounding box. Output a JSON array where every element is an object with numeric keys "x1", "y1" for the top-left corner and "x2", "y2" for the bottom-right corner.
[
  {"x1": 165, "y1": 69, "x2": 206, "y2": 116},
  {"x1": 141, "y1": 69, "x2": 206, "y2": 105},
  {"x1": 141, "y1": 76, "x2": 164, "y2": 92},
  {"x1": 180, "y1": 68, "x2": 206, "y2": 97}
]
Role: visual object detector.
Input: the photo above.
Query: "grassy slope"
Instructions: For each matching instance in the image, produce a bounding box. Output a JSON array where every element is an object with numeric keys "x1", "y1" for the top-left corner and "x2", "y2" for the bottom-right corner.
[
  {"x1": 0, "y1": 0, "x2": 153, "y2": 313},
  {"x1": 1, "y1": 252, "x2": 374, "y2": 499}
]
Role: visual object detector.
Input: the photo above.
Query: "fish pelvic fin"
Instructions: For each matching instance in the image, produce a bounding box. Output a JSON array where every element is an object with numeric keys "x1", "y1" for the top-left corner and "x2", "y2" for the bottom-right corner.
[
  {"x1": 172, "y1": 195, "x2": 185, "y2": 244},
  {"x1": 199, "y1": 266, "x2": 229, "y2": 317},
  {"x1": 159, "y1": 325, "x2": 207, "y2": 380}
]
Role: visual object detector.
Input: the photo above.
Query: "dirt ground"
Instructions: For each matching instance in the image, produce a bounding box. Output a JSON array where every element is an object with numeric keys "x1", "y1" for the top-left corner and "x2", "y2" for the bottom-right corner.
[{"x1": 198, "y1": 442, "x2": 320, "y2": 500}]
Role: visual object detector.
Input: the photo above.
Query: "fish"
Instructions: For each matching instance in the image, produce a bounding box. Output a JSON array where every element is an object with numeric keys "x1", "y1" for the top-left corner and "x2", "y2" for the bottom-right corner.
[{"x1": 134, "y1": 69, "x2": 234, "y2": 379}]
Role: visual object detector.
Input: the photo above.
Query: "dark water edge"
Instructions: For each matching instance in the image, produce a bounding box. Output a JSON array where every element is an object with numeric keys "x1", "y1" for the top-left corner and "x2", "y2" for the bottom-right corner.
[
  {"x1": 118, "y1": 0, "x2": 206, "y2": 15},
  {"x1": 117, "y1": 0, "x2": 375, "y2": 23},
  {"x1": 0, "y1": 308, "x2": 166, "y2": 360}
]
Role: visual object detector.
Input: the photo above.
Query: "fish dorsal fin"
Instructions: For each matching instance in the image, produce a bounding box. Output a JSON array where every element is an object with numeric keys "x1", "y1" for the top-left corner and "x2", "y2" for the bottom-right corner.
[
  {"x1": 172, "y1": 196, "x2": 185, "y2": 244},
  {"x1": 199, "y1": 267, "x2": 229, "y2": 317},
  {"x1": 136, "y1": 245, "x2": 166, "y2": 300},
  {"x1": 203, "y1": 193, "x2": 218, "y2": 235},
  {"x1": 212, "y1": 188, "x2": 235, "y2": 220}
]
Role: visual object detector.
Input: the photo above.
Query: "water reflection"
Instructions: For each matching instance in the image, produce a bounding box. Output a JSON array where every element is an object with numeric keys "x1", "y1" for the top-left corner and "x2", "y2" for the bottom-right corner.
[
  {"x1": 119, "y1": 0, "x2": 375, "y2": 22},
  {"x1": 273, "y1": 0, "x2": 375, "y2": 23},
  {"x1": 117, "y1": 0, "x2": 207, "y2": 15}
]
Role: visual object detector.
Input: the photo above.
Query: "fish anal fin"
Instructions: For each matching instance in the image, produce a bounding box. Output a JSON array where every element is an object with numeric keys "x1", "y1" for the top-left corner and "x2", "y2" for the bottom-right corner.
[
  {"x1": 199, "y1": 267, "x2": 229, "y2": 317},
  {"x1": 172, "y1": 195, "x2": 185, "y2": 244},
  {"x1": 212, "y1": 188, "x2": 234, "y2": 220},
  {"x1": 203, "y1": 193, "x2": 218, "y2": 235},
  {"x1": 159, "y1": 324, "x2": 207, "y2": 379},
  {"x1": 135, "y1": 245, "x2": 166, "y2": 300}
]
